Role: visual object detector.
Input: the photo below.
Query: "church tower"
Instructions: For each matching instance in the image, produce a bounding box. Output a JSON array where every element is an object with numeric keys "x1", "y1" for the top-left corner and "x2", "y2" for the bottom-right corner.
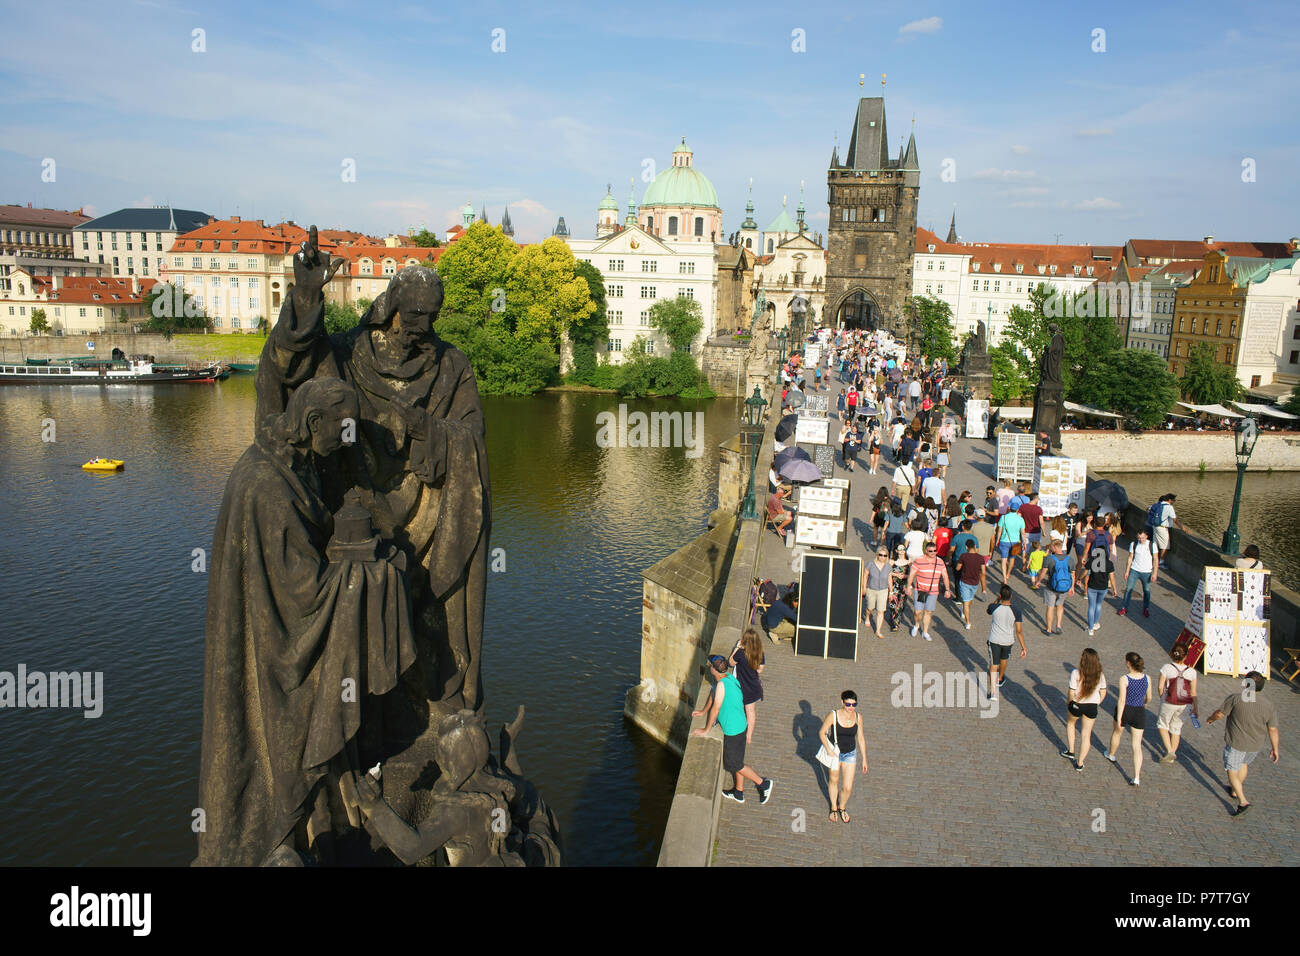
[
  {"x1": 946, "y1": 207, "x2": 958, "y2": 244},
  {"x1": 597, "y1": 183, "x2": 619, "y2": 238},
  {"x1": 738, "y1": 179, "x2": 760, "y2": 251},
  {"x1": 824, "y1": 85, "x2": 919, "y2": 333}
]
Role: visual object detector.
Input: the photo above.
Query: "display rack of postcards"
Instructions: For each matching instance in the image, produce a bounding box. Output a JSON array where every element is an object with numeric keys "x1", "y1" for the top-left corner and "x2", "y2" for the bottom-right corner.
[
  {"x1": 1199, "y1": 567, "x2": 1271, "y2": 677},
  {"x1": 1033, "y1": 455, "x2": 1087, "y2": 517},
  {"x1": 996, "y1": 432, "x2": 1036, "y2": 482}
]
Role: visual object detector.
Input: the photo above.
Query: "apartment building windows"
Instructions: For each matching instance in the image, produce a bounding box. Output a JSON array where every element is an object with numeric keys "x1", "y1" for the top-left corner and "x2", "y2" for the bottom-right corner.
[
  {"x1": 609, "y1": 339, "x2": 622, "y2": 352},
  {"x1": 606, "y1": 284, "x2": 623, "y2": 298},
  {"x1": 679, "y1": 261, "x2": 695, "y2": 274},
  {"x1": 608, "y1": 310, "x2": 622, "y2": 324},
  {"x1": 246, "y1": 258, "x2": 257, "y2": 270},
  {"x1": 608, "y1": 259, "x2": 624, "y2": 271},
  {"x1": 640, "y1": 286, "x2": 657, "y2": 299},
  {"x1": 642, "y1": 260, "x2": 656, "y2": 273},
  {"x1": 640, "y1": 311, "x2": 649, "y2": 326},
  {"x1": 209, "y1": 258, "x2": 219, "y2": 270},
  {"x1": 679, "y1": 288, "x2": 694, "y2": 299}
]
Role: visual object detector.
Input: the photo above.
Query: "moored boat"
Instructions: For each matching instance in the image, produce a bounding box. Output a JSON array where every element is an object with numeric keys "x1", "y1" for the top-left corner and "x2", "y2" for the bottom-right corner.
[
  {"x1": 0, "y1": 356, "x2": 220, "y2": 385},
  {"x1": 82, "y1": 458, "x2": 125, "y2": 471}
]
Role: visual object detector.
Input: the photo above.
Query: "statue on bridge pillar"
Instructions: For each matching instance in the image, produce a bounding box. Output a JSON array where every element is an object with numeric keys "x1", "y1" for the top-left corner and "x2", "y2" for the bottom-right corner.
[{"x1": 1032, "y1": 322, "x2": 1066, "y2": 450}]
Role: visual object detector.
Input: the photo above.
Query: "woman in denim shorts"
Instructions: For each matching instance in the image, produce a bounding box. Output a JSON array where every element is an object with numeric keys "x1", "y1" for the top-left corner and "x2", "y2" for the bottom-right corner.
[{"x1": 818, "y1": 690, "x2": 867, "y2": 823}]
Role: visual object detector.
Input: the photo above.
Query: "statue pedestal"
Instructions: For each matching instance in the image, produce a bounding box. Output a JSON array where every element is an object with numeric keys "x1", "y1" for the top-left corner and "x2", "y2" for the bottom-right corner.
[{"x1": 1032, "y1": 381, "x2": 1064, "y2": 449}]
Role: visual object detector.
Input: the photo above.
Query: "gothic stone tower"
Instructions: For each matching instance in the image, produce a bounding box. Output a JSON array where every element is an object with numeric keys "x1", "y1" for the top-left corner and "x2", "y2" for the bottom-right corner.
[{"x1": 825, "y1": 97, "x2": 919, "y2": 333}]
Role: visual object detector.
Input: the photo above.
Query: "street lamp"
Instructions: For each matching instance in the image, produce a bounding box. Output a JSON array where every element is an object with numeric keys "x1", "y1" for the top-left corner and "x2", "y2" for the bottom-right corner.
[
  {"x1": 1221, "y1": 416, "x2": 1259, "y2": 556},
  {"x1": 740, "y1": 386, "x2": 770, "y2": 520},
  {"x1": 776, "y1": 328, "x2": 787, "y2": 359}
]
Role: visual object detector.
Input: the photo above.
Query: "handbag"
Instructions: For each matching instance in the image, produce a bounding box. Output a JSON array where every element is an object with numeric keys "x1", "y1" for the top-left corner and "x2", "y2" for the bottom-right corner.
[{"x1": 815, "y1": 714, "x2": 840, "y2": 768}]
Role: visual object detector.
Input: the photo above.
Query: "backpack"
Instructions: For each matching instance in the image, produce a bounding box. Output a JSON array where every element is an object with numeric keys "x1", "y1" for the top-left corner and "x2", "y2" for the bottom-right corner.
[
  {"x1": 1049, "y1": 555, "x2": 1073, "y2": 593},
  {"x1": 758, "y1": 579, "x2": 779, "y2": 607},
  {"x1": 1165, "y1": 664, "x2": 1195, "y2": 705},
  {"x1": 1144, "y1": 501, "x2": 1165, "y2": 534}
]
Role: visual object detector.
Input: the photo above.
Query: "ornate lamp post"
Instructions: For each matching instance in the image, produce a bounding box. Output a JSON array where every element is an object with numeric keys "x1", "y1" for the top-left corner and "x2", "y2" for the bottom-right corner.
[
  {"x1": 1221, "y1": 416, "x2": 1259, "y2": 556},
  {"x1": 740, "y1": 386, "x2": 770, "y2": 520},
  {"x1": 776, "y1": 328, "x2": 787, "y2": 360}
]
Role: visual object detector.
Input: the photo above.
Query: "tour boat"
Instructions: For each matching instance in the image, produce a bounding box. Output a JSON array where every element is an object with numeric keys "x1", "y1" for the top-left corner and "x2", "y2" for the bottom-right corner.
[
  {"x1": 82, "y1": 458, "x2": 125, "y2": 472},
  {"x1": 0, "y1": 357, "x2": 221, "y2": 385}
]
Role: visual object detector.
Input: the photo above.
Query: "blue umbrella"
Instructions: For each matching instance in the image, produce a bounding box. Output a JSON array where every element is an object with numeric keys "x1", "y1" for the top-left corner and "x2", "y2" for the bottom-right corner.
[
  {"x1": 773, "y1": 446, "x2": 812, "y2": 470},
  {"x1": 778, "y1": 458, "x2": 823, "y2": 483},
  {"x1": 775, "y1": 414, "x2": 799, "y2": 442}
]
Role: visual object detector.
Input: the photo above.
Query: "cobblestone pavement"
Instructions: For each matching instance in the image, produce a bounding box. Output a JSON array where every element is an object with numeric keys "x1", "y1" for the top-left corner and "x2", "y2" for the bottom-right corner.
[{"x1": 715, "y1": 405, "x2": 1299, "y2": 866}]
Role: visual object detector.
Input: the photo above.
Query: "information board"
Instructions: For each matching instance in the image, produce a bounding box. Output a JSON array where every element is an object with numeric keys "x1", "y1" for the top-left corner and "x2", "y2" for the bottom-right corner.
[
  {"x1": 803, "y1": 393, "x2": 829, "y2": 415},
  {"x1": 797, "y1": 485, "x2": 845, "y2": 518},
  {"x1": 796, "y1": 416, "x2": 831, "y2": 445},
  {"x1": 965, "y1": 399, "x2": 989, "y2": 438},
  {"x1": 813, "y1": 444, "x2": 836, "y2": 479},
  {"x1": 804, "y1": 344, "x2": 822, "y2": 367},
  {"x1": 795, "y1": 554, "x2": 861, "y2": 660},
  {"x1": 1034, "y1": 455, "x2": 1087, "y2": 517}
]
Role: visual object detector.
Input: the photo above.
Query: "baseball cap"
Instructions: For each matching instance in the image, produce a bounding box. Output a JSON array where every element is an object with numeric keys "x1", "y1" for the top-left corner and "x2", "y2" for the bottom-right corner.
[
  {"x1": 1009, "y1": 500, "x2": 1021, "y2": 511},
  {"x1": 708, "y1": 655, "x2": 730, "y2": 672}
]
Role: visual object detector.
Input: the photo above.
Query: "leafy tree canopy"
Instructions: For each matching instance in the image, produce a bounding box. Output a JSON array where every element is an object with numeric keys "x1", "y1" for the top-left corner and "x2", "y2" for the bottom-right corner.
[
  {"x1": 648, "y1": 296, "x2": 704, "y2": 351},
  {"x1": 1179, "y1": 342, "x2": 1243, "y2": 405},
  {"x1": 910, "y1": 295, "x2": 957, "y2": 362},
  {"x1": 1074, "y1": 348, "x2": 1180, "y2": 428}
]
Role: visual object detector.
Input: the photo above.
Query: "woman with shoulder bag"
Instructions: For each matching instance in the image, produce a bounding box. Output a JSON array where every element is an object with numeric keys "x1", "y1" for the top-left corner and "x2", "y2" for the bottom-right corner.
[{"x1": 816, "y1": 690, "x2": 868, "y2": 823}]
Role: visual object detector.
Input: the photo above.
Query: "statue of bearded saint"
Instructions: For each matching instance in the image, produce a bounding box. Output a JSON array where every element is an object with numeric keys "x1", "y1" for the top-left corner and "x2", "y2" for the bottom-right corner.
[{"x1": 254, "y1": 228, "x2": 492, "y2": 830}]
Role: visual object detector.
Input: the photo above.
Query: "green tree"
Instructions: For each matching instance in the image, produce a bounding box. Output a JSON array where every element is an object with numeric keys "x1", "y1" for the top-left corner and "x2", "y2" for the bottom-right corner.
[
  {"x1": 1179, "y1": 343, "x2": 1243, "y2": 405},
  {"x1": 1281, "y1": 388, "x2": 1300, "y2": 417},
  {"x1": 995, "y1": 283, "x2": 1122, "y2": 399},
  {"x1": 324, "y1": 300, "x2": 361, "y2": 335},
  {"x1": 140, "y1": 282, "x2": 211, "y2": 333},
  {"x1": 116, "y1": 308, "x2": 129, "y2": 326},
  {"x1": 569, "y1": 259, "x2": 608, "y2": 345},
  {"x1": 29, "y1": 308, "x2": 49, "y2": 333},
  {"x1": 407, "y1": 227, "x2": 441, "y2": 248},
  {"x1": 647, "y1": 296, "x2": 704, "y2": 351},
  {"x1": 433, "y1": 221, "x2": 517, "y2": 321},
  {"x1": 504, "y1": 237, "x2": 596, "y2": 349},
  {"x1": 910, "y1": 295, "x2": 957, "y2": 361},
  {"x1": 990, "y1": 342, "x2": 1032, "y2": 404},
  {"x1": 1074, "y1": 348, "x2": 1180, "y2": 427}
]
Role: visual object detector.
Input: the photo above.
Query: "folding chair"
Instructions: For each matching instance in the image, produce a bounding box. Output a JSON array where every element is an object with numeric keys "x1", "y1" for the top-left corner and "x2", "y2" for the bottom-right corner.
[{"x1": 1280, "y1": 648, "x2": 1300, "y2": 685}]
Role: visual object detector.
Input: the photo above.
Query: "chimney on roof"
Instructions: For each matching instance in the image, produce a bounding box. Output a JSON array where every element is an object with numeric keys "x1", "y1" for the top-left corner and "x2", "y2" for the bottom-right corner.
[
  {"x1": 1203, "y1": 235, "x2": 1214, "y2": 245},
  {"x1": 231, "y1": 215, "x2": 240, "y2": 223},
  {"x1": 52, "y1": 274, "x2": 62, "y2": 291},
  {"x1": 207, "y1": 216, "x2": 215, "y2": 224}
]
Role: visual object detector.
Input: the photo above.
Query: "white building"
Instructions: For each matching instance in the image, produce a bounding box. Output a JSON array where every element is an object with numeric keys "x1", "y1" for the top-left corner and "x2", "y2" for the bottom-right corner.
[
  {"x1": 567, "y1": 221, "x2": 718, "y2": 362},
  {"x1": 912, "y1": 226, "x2": 972, "y2": 332},
  {"x1": 1236, "y1": 257, "x2": 1300, "y2": 390},
  {"x1": 73, "y1": 206, "x2": 211, "y2": 279}
]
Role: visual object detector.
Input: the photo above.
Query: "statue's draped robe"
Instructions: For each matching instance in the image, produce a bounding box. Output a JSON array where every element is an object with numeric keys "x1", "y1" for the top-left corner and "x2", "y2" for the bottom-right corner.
[
  {"x1": 196, "y1": 436, "x2": 416, "y2": 866},
  {"x1": 254, "y1": 292, "x2": 491, "y2": 726}
]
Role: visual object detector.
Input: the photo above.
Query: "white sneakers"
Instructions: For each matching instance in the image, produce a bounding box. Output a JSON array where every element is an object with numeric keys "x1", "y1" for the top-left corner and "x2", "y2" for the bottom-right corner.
[
  {"x1": 923, "y1": 632, "x2": 932, "y2": 642},
  {"x1": 911, "y1": 624, "x2": 920, "y2": 637}
]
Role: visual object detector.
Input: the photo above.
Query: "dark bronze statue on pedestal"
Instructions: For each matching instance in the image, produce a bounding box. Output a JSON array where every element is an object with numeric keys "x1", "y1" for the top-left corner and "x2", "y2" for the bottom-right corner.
[
  {"x1": 1032, "y1": 322, "x2": 1066, "y2": 450},
  {"x1": 197, "y1": 227, "x2": 560, "y2": 866}
]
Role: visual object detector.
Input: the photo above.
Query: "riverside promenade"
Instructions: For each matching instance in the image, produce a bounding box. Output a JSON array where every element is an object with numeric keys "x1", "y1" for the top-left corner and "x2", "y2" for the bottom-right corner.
[{"x1": 710, "y1": 411, "x2": 1299, "y2": 867}]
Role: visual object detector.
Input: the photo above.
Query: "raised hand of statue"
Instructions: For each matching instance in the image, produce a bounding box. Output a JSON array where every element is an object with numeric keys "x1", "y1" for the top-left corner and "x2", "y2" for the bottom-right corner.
[{"x1": 291, "y1": 225, "x2": 346, "y2": 317}]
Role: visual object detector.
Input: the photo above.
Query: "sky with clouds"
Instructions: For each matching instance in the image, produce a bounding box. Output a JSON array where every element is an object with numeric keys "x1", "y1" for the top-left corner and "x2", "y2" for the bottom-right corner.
[{"x1": 2, "y1": 0, "x2": 1297, "y2": 247}]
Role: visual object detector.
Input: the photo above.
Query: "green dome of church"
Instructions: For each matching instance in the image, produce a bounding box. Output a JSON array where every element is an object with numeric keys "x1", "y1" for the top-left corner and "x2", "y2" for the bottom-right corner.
[
  {"x1": 641, "y1": 139, "x2": 719, "y2": 209},
  {"x1": 598, "y1": 185, "x2": 619, "y2": 211}
]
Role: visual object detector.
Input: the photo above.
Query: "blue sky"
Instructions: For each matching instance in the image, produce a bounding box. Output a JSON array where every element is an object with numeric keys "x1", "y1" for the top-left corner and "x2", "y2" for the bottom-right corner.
[{"x1": 2, "y1": 0, "x2": 1297, "y2": 247}]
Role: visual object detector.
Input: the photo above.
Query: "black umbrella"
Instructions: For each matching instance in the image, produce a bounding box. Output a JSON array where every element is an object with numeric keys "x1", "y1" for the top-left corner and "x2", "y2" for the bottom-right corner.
[
  {"x1": 1087, "y1": 479, "x2": 1129, "y2": 516},
  {"x1": 773, "y1": 446, "x2": 812, "y2": 470},
  {"x1": 775, "y1": 414, "x2": 799, "y2": 442}
]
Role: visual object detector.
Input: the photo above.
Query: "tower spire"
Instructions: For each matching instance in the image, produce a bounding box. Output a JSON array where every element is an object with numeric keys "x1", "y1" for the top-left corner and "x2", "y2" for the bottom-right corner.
[{"x1": 946, "y1": 206, "x2": 958, "y2": 244}]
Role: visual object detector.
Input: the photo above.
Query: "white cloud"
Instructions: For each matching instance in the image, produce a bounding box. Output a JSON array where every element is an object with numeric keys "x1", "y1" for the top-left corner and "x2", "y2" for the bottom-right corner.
[
  {"x1": 899, "y1": 16, "x2": 942, "y2": 35},
  {"x1": 1076, "y1": 128, "x2": 1115, "y2": 138},
  {"x1": 972, "y1": 168, "x2": 1039, "y2": 182},
  {"x1": 1010, "y1": 144, "x2": 1030, "y2": 155},
  {"x1": 1074, "y1": 197, "x2": 1122, "y2": 210}
]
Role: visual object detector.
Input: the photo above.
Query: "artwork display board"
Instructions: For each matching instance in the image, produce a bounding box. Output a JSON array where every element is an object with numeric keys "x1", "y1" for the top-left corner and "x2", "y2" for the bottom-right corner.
[
  {"x1": 965, "y1": 399, "x2": 989, "y2": 438},
  {"x1": 793, "y1": 516, "x2": 845, "y2": 550},
  {"x1": 796, "y1": 416, "x2": 831, "y2": 445},
  {"x1": 794, "y1": 554, "x2": 861, "y2": 660},
  {"x1": 804, "y1": 344, "x2": 822, "y2": 367},
  {"x1": 1034, "y1": 456, "x2": 1087, "y2": 517},
  {"x1": 1199, "y1": 568, "x2": 1271, "y2": 677},
  {"x1": 996, "y1": 432, "x2": 1036, "y2": 482},
  {"x1": 813, "y1": 444, "x2": 836, "y2": 479},
  {"x1": 797, "y1": 485, "x2": 846, "y2": 519},
  {"x1": 803, "y1": 393, "x2": 829, "y2": 415}
]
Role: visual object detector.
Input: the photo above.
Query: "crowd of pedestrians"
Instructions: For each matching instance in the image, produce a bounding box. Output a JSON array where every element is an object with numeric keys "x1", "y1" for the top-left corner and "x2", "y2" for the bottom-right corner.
[{"x1": 704, "y1": 324, "x2": 1282, "y2": 826}]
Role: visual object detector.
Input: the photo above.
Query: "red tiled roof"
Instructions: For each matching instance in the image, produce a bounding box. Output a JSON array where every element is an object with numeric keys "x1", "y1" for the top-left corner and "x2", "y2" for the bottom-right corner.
[
  {"x1": 333, "y1": 243, "x2": 442, "y2": 275},
  {"x1": 170, "y1": 218, "x2": 342, "y2": 256},
  {"x1": 0, "y1": 204, "x2": 90, "y2": 228},
  {"x1": 1128, "y1": 238, "x2": 1293, "y2": 260},
  {"x1": 914, "y1": 226, "x2": 966, "y2": 255},
  {"x1": 33, "y1": 275, "x2": 157, "y2": 305}
]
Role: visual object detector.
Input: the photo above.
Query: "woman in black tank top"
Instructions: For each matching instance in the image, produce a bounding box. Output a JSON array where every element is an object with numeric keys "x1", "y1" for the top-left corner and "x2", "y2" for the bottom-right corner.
[{"x1": 818, "y1": 690, "x2": 868, "y2": 823}]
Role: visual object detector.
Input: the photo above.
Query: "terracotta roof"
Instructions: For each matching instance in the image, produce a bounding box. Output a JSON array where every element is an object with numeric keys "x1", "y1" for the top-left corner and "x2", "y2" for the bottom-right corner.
[
  {"x1": 964, "y1": 241, "x2": 1121, "y2": 279},
  {"x1": 333, "y1": 243, "x2": 443, "y2": 275},
  {"x1": 914, "y1": 226, "x2": 967, "y2": 255},
  {"x1": 32, "y1": 275, "x2": 157, "y2": 305},
  {"x1": 0, "y1": 205, "x2": 90, "y2": 228},
  {"x1": 1128, "y1": 238, "x2": 1293, "y2": 260},
  {"x1": 170, "y1": 218, "x2": 340, "y2": 256}
]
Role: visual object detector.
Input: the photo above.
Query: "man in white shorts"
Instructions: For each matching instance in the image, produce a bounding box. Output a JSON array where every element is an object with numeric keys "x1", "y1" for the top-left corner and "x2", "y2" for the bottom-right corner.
[
  {"x1": 1150, "y1": 493, "x2": 1185, "y2": 567},
  {"x1": 1157, "y1": 644, "x2": 1198, "y2": 763}
]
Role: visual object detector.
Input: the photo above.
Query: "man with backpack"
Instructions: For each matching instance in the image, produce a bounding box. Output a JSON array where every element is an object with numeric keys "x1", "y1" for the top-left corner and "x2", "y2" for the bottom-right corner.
[
  {"x1": 1145, "y1": 493, "x2": 1186, "y2": 568},
  {"x1": 1034, "y1": 535, "x2": 1073, "y2": 634},
  {"x1": 1156, "y1": 644, "x2": 1198, "y2": 763}
]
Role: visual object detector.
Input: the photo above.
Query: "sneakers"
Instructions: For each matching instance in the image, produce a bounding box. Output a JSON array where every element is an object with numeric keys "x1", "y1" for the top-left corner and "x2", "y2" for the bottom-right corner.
[
  {"x1": 998, "y1": 676, "x2": 1007, "y2": 688},
  {"x1": 964, "y1": 621, "x2": 971, "y2": 630},
  {"x1": 923, "y1": 632, "x2": 932, "y2": 642},
  {"x1": 722, "y1": 788, "x2": 743, "y2": 803},
  {"x1": 1129, "y1": 778, "x2": 1140, "y2": 787},
  {"x1": 1088, "y1": 627, "x2": 1095, "y2": 636},
  {"x1": 1060, "y1": 749, "x2": 1076, "y2": 761},
  {"x1": 911, "y1": 624, "x2": 920, "y2": 637},
  {"x1": 1104, "y1": 751, "x2": 1117, "y2": 763},
  {"x1": 1117, "y1": 608, "x2": 1127, "y2": 616},
  {"x1": 757, "y1": 778, "x2": 774, "y2": 805},
  {"x1": 1075, "y1": 761, "x2": 1085, "y2": 773},
  {"x1": 1143, "y1": 608, "x2": 1150, "y2": 618}
]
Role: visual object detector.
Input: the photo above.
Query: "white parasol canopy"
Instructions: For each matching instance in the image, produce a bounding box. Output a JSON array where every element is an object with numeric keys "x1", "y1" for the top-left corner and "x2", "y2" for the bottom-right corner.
[
  {"x1": 1232, "y1": 401, "x2": 1299, "y2": 420},
  {"x1": 1176, "y1": 401, "x2": 1243, "y2": 418}
]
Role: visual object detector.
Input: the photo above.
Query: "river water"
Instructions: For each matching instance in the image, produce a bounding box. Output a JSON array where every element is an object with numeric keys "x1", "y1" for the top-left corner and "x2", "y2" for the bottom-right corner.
[
  {"x1": 0, "y1": 376, "x2": 740, "y2": 865},
  {"x1": 1096, "y1": 470, "x2": 1300, "y2": 593}
]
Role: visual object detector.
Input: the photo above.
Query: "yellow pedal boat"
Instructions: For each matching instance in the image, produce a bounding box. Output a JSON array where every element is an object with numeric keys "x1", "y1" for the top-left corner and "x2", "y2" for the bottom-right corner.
[{"x1": 82, "y1": 458, "x2": 125, "y2": 471}]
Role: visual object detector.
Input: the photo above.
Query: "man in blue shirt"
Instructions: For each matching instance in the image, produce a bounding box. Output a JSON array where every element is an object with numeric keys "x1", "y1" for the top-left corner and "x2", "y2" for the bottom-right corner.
[{"x1": 763, "y1": 591, "x2": 799, "y2": 644}]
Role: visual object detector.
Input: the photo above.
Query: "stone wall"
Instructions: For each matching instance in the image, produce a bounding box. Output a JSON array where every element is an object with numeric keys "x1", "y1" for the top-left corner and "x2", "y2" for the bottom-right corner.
[
  {"x1": 624, "y1": 513, "x2": 737, "y2": 753},
  {"x1": 717, "y1": 435, "x2": 745, "y2": 515},
  {"x1": 701, "y1": 340, "x2": 752, "y2": 397},
  {"x1": 0, "y1": 332, "x2": 265, "y2": 364},
  {"x1": 1059, "y1": 430, "x2": 1300, "y2": 472}
]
